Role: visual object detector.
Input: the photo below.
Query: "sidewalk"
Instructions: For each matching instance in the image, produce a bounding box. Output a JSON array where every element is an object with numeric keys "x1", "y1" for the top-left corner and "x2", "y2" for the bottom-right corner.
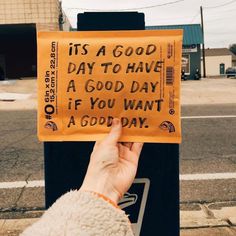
[
  {"x1": 181, "y1": 204, "x2": 236, "y2": 235},
  {"x1": 0, "y1": 205, "x2": 236, "y2": 235},
  {"x1": 0, "y1": 78, "x2": 37, "y2": 110},
  {"x1": 181, "y1": 77, "x2": 236, "y2": 105},
  {"x1": 0, "y1": 77, "x2": 236, "y2": 110}
]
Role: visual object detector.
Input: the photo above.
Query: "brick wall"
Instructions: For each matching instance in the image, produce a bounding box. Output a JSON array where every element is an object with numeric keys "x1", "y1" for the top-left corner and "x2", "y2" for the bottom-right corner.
[{"x1": 0, "y1": 0, "x2": 59, "y2": 31}]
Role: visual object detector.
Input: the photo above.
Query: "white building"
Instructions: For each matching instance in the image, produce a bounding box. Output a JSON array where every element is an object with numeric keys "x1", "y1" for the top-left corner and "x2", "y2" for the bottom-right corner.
[{"x1": 203, "y1": 48, "x2": 236, "y2": 77}]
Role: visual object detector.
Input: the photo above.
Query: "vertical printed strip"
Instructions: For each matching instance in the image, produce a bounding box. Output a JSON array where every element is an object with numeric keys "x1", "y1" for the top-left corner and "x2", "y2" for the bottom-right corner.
[
  {"x1": 55, "y1": 42, "x2": 58, "y2": 114},
  {"x1": 43, "y1": 41, "x2": 58, "y2": 132}
]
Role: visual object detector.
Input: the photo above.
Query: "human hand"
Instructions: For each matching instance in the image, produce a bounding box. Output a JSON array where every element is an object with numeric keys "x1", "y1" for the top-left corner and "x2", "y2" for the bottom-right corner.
[{"x1": 80, "y1": 118, "x2": 143, "y2": 204}]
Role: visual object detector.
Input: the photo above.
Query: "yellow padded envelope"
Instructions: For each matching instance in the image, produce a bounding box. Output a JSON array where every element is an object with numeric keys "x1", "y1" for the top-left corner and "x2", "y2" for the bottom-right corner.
[{"x1": 37, "y1": 30, "x2": 182, "y2": 143}]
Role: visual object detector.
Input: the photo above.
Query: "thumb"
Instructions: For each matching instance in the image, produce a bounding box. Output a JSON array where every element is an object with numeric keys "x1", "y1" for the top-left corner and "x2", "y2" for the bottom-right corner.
[{"x1": 104, "y1": 118, "x2": 122, "y2": 145}]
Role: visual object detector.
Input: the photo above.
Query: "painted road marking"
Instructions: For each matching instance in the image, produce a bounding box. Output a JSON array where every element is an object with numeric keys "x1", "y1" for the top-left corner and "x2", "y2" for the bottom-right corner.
[
  {"x1": 0, "y1": 180, "x2": 44, "y2": 189},
  {"x1": 182, "y1": 115, "x2": 236, "y2": 119},
  {"x1": 1, "y1": 173, "x2": 236, "y2": 189},
  {"x1": 180, "y1": 173, "x2": 236, "y2": 181},
  {"x1": 0, "y1": 92, "x2": 31, "y2": 101}
]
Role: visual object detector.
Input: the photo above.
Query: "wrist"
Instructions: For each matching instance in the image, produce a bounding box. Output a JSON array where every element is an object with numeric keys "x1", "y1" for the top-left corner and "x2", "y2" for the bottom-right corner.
[
  {"x1": 80, "y1": 178, "x2": 121, "y2": 204},
  {"x1": 81, "y1": 191, "x2": 119, "y2": 208}
]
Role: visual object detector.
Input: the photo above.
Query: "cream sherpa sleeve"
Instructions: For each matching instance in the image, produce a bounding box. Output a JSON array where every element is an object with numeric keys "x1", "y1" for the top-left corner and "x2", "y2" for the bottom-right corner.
[{"x1": 21, "y1": 190, "x2": 134, "y2": 236}]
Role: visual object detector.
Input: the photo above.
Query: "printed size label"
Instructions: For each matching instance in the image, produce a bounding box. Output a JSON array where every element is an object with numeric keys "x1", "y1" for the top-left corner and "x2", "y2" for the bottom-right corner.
[{"x1": 37, "y1": 30, "x2": 182, "y2": 143}]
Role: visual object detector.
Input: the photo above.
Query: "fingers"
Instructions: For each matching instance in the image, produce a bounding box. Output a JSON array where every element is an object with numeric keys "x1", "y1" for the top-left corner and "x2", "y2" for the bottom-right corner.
[
  {"x1": 118, "y1": 142, "x2": 143, "y2": 166},
  {"x1": 122, "y1": 142, "x2": 133, "y2": 150},
  {"x1": 126, "y1": 143, "x2": 143, "y2": 166},
  {"x1": 131, "y1": 143, "x2": 143, "y2": 157},
  {"x1": 103, "y1": 118, "x2": 122, "y2": 145},
  {"x1": 118, "y1": 143, "x2": 128, "y2": 159}
]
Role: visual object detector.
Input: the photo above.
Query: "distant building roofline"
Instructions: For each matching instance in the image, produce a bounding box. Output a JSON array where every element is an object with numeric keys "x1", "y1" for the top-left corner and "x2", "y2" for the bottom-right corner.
[
  {"x1": 146, "y1": 24, "x2": 203, "y2": 45},
  {"x1": 71, "y1": 23, "x2": 203, "y2": 45},
  {"x1": 204, "y1": 48, "x2": 236, "y2": 58}
]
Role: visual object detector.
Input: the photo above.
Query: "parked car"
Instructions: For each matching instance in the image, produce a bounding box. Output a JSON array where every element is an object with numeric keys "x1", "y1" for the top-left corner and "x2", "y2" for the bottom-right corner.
[{"x1": 226, "y1": 67, "x2": 236, "y2": 78}]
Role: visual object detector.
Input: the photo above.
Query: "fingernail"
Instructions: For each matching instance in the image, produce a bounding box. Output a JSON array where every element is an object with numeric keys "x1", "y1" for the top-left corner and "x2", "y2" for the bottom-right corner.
[{"x1": 112, "y1": 118, "x2": 120, "y2": 126}]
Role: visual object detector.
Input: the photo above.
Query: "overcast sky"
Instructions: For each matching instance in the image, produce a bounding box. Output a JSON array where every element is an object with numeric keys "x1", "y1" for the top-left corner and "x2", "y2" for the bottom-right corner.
[{"x1": 62, "y1": 0, "x2": 236, "y2": 48}]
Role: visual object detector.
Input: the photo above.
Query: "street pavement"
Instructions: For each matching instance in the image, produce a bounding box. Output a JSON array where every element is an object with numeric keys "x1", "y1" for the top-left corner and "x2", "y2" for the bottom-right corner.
[
  {"x1": 0, "y1": 77, "x2": 236, "y2": 235},
  {"x1": 181, "y1": 104, "x2": 236, "y2": 203}
]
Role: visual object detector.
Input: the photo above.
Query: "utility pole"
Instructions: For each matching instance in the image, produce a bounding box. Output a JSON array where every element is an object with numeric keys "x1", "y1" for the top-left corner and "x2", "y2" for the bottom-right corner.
[
  {"x1": 59, "y1": 1, "x2": 64, "y2": 31},
  {"x1": 200, "y1": 6, "x2": 206, "y2": 78}
]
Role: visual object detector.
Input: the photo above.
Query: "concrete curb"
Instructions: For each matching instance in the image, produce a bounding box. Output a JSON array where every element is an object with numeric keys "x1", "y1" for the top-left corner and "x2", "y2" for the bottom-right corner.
[
  {"x1": 0, "y1": 206, "x2": 236, "y2": 235},
  {"x1": 181, "y1": 206, "x2": 236, "y2": 229},
  {"x1": 0, "y1": 218, "x2": 38, "y2": 235}
]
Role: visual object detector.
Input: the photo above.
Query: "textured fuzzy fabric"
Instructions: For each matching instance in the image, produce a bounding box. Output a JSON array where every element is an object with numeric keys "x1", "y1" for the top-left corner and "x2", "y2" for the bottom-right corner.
[{"x1": 21, "y1": 191, "x2": 134, "y2": 236}]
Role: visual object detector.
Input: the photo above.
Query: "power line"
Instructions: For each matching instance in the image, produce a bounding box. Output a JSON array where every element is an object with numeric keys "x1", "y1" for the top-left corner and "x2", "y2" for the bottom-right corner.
[
  {"x1": 65, "y1": 0, "x2": 185, "y2": 11},
  {"x1": 204, "y1": 0, "x2": 236, "y2": 9}
]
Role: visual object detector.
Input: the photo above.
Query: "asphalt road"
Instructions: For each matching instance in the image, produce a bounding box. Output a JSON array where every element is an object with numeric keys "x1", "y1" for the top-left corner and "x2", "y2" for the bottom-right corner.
[
  {"x1": 181, "y1": 104, "x2": 236, "y2": 204},
  {"x1": 0, "y1": 104, "x2": 236, "y2": 211}
]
